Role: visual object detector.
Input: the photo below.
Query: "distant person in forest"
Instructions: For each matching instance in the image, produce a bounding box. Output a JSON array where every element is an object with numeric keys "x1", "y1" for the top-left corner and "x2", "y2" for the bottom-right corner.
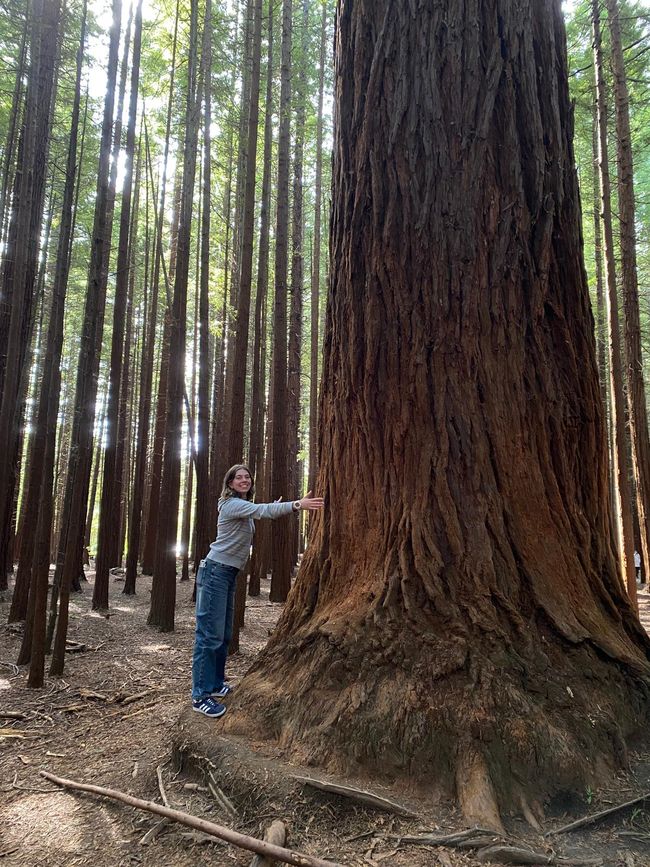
[
  {"x1": 635, "y1": 549, "x2": 642, "y2": 584},
  {"x1": 191, "y1": 463, "x2": 324, "y2": 718}
]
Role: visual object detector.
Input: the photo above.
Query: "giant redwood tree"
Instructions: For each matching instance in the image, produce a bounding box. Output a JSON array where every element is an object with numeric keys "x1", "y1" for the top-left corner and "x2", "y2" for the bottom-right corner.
[{"x1": 225, "y1": 0, "x2": 650, "y2": 826}]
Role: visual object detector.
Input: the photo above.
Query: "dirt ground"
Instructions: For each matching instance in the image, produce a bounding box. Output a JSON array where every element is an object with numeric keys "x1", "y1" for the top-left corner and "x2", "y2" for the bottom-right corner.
[{"x1": 1, "y1": 572, "x2": 650, "y2": 867}]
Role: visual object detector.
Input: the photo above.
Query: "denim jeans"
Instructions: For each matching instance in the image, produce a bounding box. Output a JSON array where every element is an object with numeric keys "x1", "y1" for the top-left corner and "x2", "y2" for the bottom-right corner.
[{"x1": 191, "y1": 558, "x2": 239, "y2": 701}]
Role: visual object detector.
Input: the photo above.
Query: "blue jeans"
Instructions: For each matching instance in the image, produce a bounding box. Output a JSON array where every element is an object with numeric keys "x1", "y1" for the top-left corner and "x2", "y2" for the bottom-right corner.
[{"x1": 191, "y1": 558, "x2": 239, "y2": 701}]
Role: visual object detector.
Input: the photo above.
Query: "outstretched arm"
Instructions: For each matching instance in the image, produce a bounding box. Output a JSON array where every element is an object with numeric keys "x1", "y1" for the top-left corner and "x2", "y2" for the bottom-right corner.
[{"x1": 292, "y1": 492, "x2": 325, "y2": 512}]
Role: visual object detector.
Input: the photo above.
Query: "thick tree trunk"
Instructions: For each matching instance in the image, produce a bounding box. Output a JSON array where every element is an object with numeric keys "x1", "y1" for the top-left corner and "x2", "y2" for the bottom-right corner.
[
  {"x1": 605, "y1": 0, "x2": 650, "y2": 596},
  {"x1": 226, "y1": 0, "x2": 650, "y2": 826},
  {"x1": 268, "y1": 0, "x2": 293, "y2": 603},
  {"x1": 593, "y1": 0, "x2": 637, "y2": 608}
]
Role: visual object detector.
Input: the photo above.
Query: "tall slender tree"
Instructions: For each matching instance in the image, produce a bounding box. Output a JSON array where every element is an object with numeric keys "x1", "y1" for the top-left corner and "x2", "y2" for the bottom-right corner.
[
  {"x1": 94, "y1": 0, "x2": 144, "y2": 610},
  {"x1": 287, "y1": 0, "x2": 309, "y2": 563},
  {"x1": 49, "y1": 0, "x2": 124, "y2": 675},
  {"x1": 9, "y1": 0, "x2": 88, "y2": 628},
  {"x1": 0, "y1": 0, "x2": 61, "y2": 586},
  {"x1": 604, "y1": 0, "x2": 650, "y2": 591},
  {"x1": 593, "y1": 0, "x2": 636, "y2": 607},
  {"x1": 227, "y1": 0, "x2": 263, "y2": 468},
  {"x1": 308, "y1": 1, "x2": 327, "y2": 502},
  {"x1": 148, "y1": 0, "x2": 201, "y2": 631},
  {"x1": 193, "y1": 0, "x2": 213, "y2": 571},
  {"x1": 269, "y1": 0, "x2": 293, "y2": 602},
  {"x1": 140, "y1": 0, "x2": 181, "y2": 575}
]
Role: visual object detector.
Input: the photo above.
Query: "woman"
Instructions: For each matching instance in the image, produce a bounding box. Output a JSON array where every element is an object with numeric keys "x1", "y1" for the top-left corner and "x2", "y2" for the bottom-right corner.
[{"x1": 191, "y1": 463, "x2": 324, "y2": 718}]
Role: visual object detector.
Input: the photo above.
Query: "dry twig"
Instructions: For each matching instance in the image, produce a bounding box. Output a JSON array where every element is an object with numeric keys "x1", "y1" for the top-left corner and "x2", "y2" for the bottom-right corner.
[
  {"x1": 41, "y1": 770, "x2": 342, "y2": 867},
  {"x1": 291, "y1": 775, "x2": 419, "y2": 819},
  {"x1": 547, "y1": 792, "x2": 650, "y2": 836}
]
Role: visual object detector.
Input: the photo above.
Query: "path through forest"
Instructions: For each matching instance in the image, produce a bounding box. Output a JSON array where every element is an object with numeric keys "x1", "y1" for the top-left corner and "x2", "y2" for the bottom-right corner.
[{"x1": 1, "y1": 574, "x2": 650, "y2": 866}]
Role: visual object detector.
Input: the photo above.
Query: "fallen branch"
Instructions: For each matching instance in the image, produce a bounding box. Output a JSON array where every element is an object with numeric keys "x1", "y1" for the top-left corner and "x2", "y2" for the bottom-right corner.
[
  {"x1": 291, "y1": 775, "x2": 419, "y2": 819},
  {"x1": 65, "y1": 641, "x2": 87, "y2": 653},
  {"x1": 392, "y1": 828, "x2": 602, "y2": 866},
  {"x1": 140, "y1": 764, "x2": 173, "y2": 845},
  {"x1": 477, "y1": 850, "x2": 602, "y2": 867},
  {"x1": 40, "y1": 770, "x2": 341, "y2": 867},
  {"x1": 118, "y1": 688, "x2": 156, "y2": 706},
  {"x1": 393, "y1": 827, "x2": 500, "y2": 847},
  {"x1": 547, "y1": 792, "x2": 650, "y2": 836},
  {"x1": 207, "y1": 770, "x2": 238, "y2": 818},
  {"x1": 0, "y1": 711, "x2": 26, "y2": 720}
]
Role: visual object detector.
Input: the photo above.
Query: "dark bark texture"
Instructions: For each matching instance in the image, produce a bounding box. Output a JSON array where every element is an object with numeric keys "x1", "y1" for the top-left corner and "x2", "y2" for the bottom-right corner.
[{"x1": 226, "y1": 0, "x2": 650, "y2": 825}]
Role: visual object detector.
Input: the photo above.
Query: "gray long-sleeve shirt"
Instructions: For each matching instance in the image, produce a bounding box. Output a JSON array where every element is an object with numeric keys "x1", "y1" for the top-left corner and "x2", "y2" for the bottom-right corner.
[{"x1": 206, "y1": 496, "x2": 295, "y2": 569}]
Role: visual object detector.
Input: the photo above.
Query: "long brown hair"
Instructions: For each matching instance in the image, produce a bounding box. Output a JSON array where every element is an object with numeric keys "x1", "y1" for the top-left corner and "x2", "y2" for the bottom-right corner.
[{"x1": 220, "y1": 464, "x2": 255, "y2": 501}]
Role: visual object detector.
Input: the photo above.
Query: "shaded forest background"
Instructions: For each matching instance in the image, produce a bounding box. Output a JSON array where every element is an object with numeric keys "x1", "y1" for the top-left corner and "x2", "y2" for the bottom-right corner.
[{"x1": 1, "y1": 0, "x2": 650, "y2": 686}]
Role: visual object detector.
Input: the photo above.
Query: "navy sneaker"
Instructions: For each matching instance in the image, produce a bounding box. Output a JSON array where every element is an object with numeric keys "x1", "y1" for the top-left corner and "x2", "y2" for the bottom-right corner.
[
  {"x1": 192, "y1": 697, "x2": 227, "y2": 718},
  {"x1": 211, "y1": 683, "x2": 232, "y2": 699}
]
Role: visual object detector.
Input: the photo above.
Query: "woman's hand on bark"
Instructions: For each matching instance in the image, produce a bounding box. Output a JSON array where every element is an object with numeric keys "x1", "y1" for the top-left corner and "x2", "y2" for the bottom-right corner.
[{"x1": 298, "y1": 492, "x2": 324, "y2": 511}]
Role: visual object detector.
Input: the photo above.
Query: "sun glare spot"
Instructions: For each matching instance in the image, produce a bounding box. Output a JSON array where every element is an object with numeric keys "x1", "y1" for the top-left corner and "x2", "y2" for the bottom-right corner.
[{"x1": 139, "y1": 643, "x2": 171, "y2": 653}]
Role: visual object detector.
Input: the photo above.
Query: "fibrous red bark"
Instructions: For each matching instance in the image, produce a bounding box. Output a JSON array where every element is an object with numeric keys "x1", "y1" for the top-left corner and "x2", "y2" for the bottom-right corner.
[{"x1": 226, "y1": 0, "x2": 650, "y2": 825}]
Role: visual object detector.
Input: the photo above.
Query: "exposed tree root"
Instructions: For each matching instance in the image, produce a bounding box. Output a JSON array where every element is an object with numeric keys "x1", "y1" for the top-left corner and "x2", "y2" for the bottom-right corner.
[
  {"x1": 223, "y1": 610, "x2": 650, "y2": 827},
  {"x1": 456, "y1": 747, "x2": 505, "y2": 833}
]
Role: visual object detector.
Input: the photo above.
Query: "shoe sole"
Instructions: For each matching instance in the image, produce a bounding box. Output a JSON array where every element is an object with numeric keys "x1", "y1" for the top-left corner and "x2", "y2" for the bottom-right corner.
[{"x1": 192, "y1": 705, "x2": 227, "y2": 719}]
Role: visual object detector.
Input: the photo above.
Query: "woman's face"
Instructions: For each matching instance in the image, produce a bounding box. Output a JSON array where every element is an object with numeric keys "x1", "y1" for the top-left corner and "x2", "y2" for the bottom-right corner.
[{"x1": 229, "y1": 468, "x2": 252, "y2": 495}]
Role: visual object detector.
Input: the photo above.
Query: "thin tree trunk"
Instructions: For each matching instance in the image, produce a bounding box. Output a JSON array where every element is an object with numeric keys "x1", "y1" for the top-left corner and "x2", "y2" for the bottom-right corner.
[
  {"x1": 308, "y1": 2, "x2": 327, "y2": 505},
  {"x1": 269, "y1": 0, "x2": 293, "y2": 603},
  {"x1": 181, "y1": 210, "x2": 201, "y2": 584},
  {"x1": 148, "y1": 0, "x2": 201, "y2": 631},
  {"x1": 49, "y1": 0, "x2": 124, "y2": 675},
  {"x1": 0, "y1": 0, "x2": 61, "y2": 586},
  {"x1": 592, "y1": 0, "x2": 637, "y2": 609},
  {"x1": 227, "y1": 0, "x2": 263, "y2": 468},
  {"x1": 142, "y1": 153, "x2": 183, "y2": 574},
  {"x1": 193, "y1": 0, "x2": 213, "y2": 570},
  {"x1": 605, "y1": 0, "x2": 650, "y2": 595},
  {"x1": 93, "y1": 0, "x2": 144, "y2": 608},
  {"x1": 219, "y1": 0, "x2": 251, "y2": 485},
  {"x1": 124, "y1": 129, "x2": 153, "y2": 596},
  {"x1": 287, "y1": 0, "x2": 308, "y2": 565},
  {"x1": 117, "y1": 172, "x2": 140, "y2": 569},
  {"x1": 0, "y1": 12, "x2": 28, "y2": 249},
  {"x1": 249, "y1": 0, "x2": 274, "y2": 488},
  {"x1": 84, "y1": 389, "x2": 108, "y2": 563}
]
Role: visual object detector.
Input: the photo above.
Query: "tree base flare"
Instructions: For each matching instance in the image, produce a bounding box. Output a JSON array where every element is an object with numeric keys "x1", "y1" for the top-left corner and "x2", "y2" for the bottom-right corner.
[{"x1": 223, "y1": 610, "x2": 650, "y2": 825}]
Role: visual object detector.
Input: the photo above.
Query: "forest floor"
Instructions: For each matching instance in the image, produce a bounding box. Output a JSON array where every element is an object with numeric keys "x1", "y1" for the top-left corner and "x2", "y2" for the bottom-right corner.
[{"x1": 1, "y1": 573, "x2": 650, "y2": 867}]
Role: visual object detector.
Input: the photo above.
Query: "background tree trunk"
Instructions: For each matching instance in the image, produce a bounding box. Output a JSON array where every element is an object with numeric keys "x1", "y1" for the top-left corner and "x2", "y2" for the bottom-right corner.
[
  {"x1": 604, "y1": 0, "x2": 650, "y2": 593},
  {"x1": 193, "y1": 0, "x2": 213, "y2": 571},
  {"x1": 269, "y1": 0, "x2": 293, "y2": 603},
  {"x1": 49, "y1": 0, "x2": 123, "y2": 675},
  {"x1": 308, "y1": 1, "x2": 327, "y2": 506},
  {"x1": 148, "y1": 0, "x2": 201, "y2": 632},
  {"x1": 593, "y1": 0, "x2": 637, "y2": 608},
  {"x1": 226, "y1": 0, "x2": 650, "y2": 828},
  {"x1": 94, "y1": 0, "x2": 144, "y2": 609}
]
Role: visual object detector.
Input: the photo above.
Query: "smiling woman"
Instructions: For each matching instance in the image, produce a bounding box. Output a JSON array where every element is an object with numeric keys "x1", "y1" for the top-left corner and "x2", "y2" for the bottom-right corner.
[{"x1": 189, "y1": 464, "x2": 324, "y2": 719}]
